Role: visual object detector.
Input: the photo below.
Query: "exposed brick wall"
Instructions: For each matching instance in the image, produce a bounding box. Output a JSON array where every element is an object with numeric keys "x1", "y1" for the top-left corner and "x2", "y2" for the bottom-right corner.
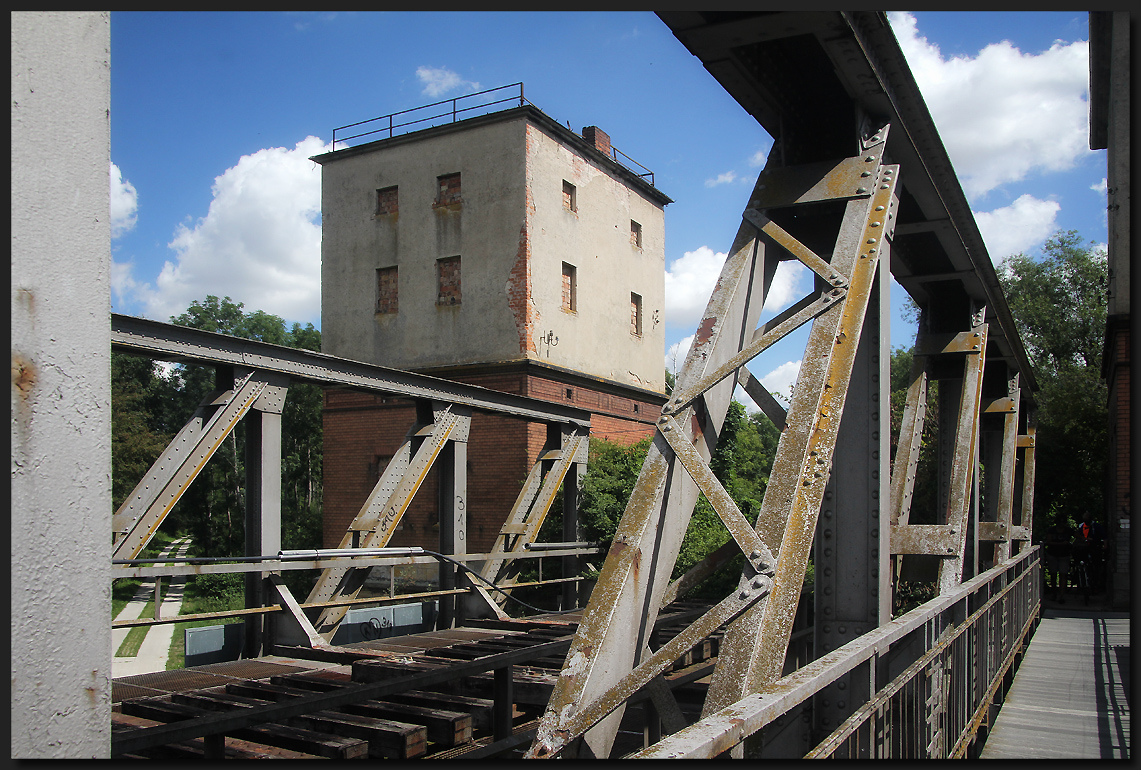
[
  {"x1": 631, "y1": 292, "x2": 642, "y2": 336},
  {"x1": 322, "y1": 370, "x2": 662, "y2": 555},
  {"x1": 507, "y1": 127, "x2": 537, "y2": 355},
  {"x1": 1105, "y1": 323, "x2": 1130, "y2": 608},
  {"x1": 582, "y1": 126, "x2": 611, "y2": 157},
  {"x1": 630, "y1": 219, "x2": 642, "y2": 248},
  {"x1": 434, "y1": 172, "x2": 461, "y2": 207},
  {"x1": 376, "y1": 266, "x2": 398, "y2": 314},
  {"x1": 376, "y1": 185, "x2": 398, "y2": 215},
  {"x1": 436, "y1": 256, "x2": 461, "y2": 305}
]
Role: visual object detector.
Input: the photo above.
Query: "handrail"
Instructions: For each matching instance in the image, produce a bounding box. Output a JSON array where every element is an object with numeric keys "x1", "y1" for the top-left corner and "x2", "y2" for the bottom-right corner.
[
  {"x1": 632, "y1": 547, "x2": 1040, "y2": 758},
  {"x1": 333, "y1": 83, "x2": 529, "y2": 146},
  {"x1": 328, "y1": 82, "x2": 658, "y2": 187}
]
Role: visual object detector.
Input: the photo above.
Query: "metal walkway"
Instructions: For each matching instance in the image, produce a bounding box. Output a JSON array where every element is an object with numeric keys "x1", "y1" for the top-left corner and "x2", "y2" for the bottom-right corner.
[{"x1": 980, "y1": 608, "x2": 1130, "y2": 759}]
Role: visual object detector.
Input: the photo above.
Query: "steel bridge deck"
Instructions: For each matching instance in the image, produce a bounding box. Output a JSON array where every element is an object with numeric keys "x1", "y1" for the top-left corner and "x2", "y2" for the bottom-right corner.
[
  {"x1": 979, "y1": 608, "x2": 1130, "y2": 759},
  {"x1": 109, "y1": 604, "x2": 726, "y2": 759}
]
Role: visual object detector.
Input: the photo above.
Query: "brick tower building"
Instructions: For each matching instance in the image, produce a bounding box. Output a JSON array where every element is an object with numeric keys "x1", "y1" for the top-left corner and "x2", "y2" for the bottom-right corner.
[{"x1": 313, "y1": 98, "x2": 672, "y2": 557}]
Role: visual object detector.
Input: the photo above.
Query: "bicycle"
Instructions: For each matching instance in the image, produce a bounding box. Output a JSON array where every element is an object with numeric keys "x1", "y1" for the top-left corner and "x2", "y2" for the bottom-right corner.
[{"x1": 1070, "y1": 554, "x2": 1092, "y2": 606}]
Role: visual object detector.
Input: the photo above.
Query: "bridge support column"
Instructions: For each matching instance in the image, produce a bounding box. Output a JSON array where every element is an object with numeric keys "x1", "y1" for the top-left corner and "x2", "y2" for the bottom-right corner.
[
  {"x1": 243, "y1": 374, "x2": 288, "y2": 658},
  {"x1": 813, "y1": 258, "x2": 891, "y2": 741}
]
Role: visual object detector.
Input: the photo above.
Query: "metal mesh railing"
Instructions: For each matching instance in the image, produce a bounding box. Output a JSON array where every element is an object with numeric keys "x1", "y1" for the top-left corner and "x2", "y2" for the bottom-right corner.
[
  {"x1": 330, "y1": 82, "x2": 655, "y2": 186},
  {"x1": 807, "y1": 550, "x2": 1040, "y2": 758}
]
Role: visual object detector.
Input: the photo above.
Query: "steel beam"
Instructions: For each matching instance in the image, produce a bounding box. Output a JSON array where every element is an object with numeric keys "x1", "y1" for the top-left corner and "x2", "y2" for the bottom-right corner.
[
  {"x1": 112, "y1": 368, "x2": 271, "y2": 560},
  {"x1": 527, "y1": 128, "x2": 898, "y2": 759},
  {"x1": 305, "y1": 402, "x2": 467, "y2": 640},
  {"x1": 706, "y1": 133, "x2": 899, "y2": 719},
  {"x1": 243, "y1": 379, "x2": 288, "y2": 657},
  {"x1": 476, "y1": 427, "x2": 588, "y2": 605}
]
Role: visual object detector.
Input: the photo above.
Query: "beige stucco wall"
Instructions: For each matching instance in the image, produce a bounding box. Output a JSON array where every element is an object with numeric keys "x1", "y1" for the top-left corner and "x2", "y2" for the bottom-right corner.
[
  {"x1": 321, "y1": 116, "x2": 530, "y2": 369},
  {"x1": 11, "y1": 10, "x2": 112, "y2": 757},
  {"x1": 526, "y1": 123, "x2": 666, "y2": 392},
  {"x1": 320, "y1": 110, "x2": 666, "y2": 394}
]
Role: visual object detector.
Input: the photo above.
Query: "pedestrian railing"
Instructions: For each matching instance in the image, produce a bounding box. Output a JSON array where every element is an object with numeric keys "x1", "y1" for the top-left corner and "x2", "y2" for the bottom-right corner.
[{"x1": 633, "y1": 546, "x2": 1041, "y2": 758}]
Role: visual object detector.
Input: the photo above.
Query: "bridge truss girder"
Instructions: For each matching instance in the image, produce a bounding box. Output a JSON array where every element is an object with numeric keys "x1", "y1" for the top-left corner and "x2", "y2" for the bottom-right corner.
[
  {"x1": 110, "y1": 315, "x2": 592, "y2": 651},
  {"x1": 526, "y1": 11, "x2": 1041, "y2": 759}
]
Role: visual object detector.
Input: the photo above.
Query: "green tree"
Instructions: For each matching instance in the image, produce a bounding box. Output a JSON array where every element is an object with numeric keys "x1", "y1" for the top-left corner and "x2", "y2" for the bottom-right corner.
[
  {"x1": 999, "y1": 231, "x2": 1108, "y2": 533},
  {"x1": 112, "y1": 295, "x2": 324, "y2": 559},
  {"x1": 111, "y1": 353, "x2": 173, "y2": 511},
  {"x1": 575, "y1": 403, "x2": 782, "y2": 603},
  {"x1": 887, "y1": 346, "x2": 939, "y2": 524}
]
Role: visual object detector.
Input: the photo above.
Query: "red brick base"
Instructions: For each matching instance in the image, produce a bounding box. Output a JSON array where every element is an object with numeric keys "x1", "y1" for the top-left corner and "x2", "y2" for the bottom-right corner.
[{"x1": 322, "y1": 366, "x2": 663, "y2": 554}]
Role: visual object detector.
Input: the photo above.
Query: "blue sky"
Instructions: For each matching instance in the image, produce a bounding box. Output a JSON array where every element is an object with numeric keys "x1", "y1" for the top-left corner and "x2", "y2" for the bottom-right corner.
[{"x1": 109, "y1": 11, "x2": 1105, "y2": 407}]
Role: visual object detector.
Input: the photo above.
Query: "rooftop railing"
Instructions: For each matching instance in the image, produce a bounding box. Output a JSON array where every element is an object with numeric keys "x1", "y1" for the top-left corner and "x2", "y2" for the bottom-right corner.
[{"x1": 331, "y1": 82, "x2": 655, "y2": 186}]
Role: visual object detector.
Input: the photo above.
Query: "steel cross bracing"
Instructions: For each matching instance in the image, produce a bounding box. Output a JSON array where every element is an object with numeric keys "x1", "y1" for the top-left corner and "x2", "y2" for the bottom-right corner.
[
  {"x1": 526, "y1": 126, "x2": 900, "y2": 759},
  {"x1": 110, "y1": 314, "x2": 592, "y2": 648}
]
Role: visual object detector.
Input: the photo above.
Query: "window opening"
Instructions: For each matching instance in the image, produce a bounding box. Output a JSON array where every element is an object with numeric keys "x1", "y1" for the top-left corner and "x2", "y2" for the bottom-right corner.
[
  {"x1": 562, "y1": 262, "x2": 577, "y2": 312},
  {"x1": 630, "y1": 220, "x2": 642, "y2": 248},
  {"x1": 376, "y1": 186, "x2": 399, "y2": 215},
  {"x1": 435, "y1": 173, "x2": 461, "y2": 207},
  {"x1": 631, "y1": 292, "x2": 643, "y2": 336},
  {"x1": 376, "y1": 266, "x2": 398, "y2": 314},
  {"x1": 437, "y1": 256, "x2": 461, "y2": 305},
  {"x1": 563, "y1": 180, "x2": 577, "y2": 212}
]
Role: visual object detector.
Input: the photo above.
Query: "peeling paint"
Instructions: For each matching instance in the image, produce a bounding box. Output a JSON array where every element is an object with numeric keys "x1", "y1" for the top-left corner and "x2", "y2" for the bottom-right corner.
[{"x1": 694, "y1": 316, "x2": 717, "y2": 347}]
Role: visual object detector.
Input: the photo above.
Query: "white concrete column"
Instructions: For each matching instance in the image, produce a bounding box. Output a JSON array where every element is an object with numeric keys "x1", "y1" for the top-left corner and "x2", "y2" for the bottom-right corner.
[{"x1": 11, "y1": 11, "x2": 112, "y2": 758}]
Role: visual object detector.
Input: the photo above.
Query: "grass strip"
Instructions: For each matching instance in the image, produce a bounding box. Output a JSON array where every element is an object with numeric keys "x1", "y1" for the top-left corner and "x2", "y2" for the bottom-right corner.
[{"x1": 115, "y1": 600, "x2": 154, "y2": 657}]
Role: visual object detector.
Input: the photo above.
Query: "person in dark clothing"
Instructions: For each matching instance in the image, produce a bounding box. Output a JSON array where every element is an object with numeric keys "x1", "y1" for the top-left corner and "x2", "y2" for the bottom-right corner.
[
  {"x1": 1072, "y1": 512, "x2": 1107, "y2": 593},
  {"x1": 1042, "y1": 524, "x2": 1071, "y2": 602}
]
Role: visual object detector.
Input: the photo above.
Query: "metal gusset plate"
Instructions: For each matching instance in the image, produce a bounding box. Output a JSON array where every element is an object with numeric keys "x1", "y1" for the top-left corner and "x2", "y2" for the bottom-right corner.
[
  {"x1": 112, "y1": 369, "x2": 286, "y2": 560},
  {"x1": 307, "y1": 403, "x2": 468, "y2": 639},
  {"x1": 526, "y1": 126, "x2": 897, "y2": 759}
]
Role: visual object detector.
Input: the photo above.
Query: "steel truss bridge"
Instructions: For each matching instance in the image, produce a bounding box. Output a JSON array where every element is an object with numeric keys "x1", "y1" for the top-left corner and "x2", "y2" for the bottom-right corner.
[{"x1": 110, "y1": 11, "x2": 1044, "y2": 760}]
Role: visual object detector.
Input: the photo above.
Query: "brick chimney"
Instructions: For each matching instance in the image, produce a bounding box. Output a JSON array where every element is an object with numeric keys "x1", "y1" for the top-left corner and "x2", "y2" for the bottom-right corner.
[{"x1": 582, "y1": 126, "x2": 611, "y2": 158}]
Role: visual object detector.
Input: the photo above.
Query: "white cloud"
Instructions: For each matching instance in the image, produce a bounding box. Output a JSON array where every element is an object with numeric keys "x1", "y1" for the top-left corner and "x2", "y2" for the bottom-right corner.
[
  {"x1": 748, "y1": 149, "x2": 768, "y2": 167},
  {"x1": 110, "y1": 162, "x2": 138, "y2": 238},
  {"x1": 665, "y1": 248, "x2": 809, "y2": 333},
  {"x1": 416, "y1": 66, "x2": 480, "y2": 98},
  {"x1": 1091, "y1": 177, "x2": 1108, "y2": 195},
  {"x1": 664, "y1": 247, "x2": 725, "y2": 330},
  {"x1": 762, "y1": 261, "x2": 808, "y2": 316},
  {"x1": 974, "y1": 194, "x2": 1060, "y2": 262},
  {"x1": 665, "y1": 334, "x2": 694, "y2": 376},
  {"x1": 116, "y1": 136, "x2": 330, "y2": 324},
  {"x1": 705, "y1": 171, "x2": 737, "y2": 187},
  {"x1": 760, "y1": 359, "x2": 801, "y2": 406},
  {"x1": 888, "y1": 12, "x2": 1091, "y2": 199}
]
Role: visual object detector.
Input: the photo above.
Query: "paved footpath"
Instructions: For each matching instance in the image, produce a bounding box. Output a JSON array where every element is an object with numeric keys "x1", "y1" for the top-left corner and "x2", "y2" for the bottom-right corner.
[
  {"x1": 980, "y1": 606, "x2": 1130, "y2": 759},
  {"x1": 112, "y1": 536, "x2": 192, "y2": 678}
]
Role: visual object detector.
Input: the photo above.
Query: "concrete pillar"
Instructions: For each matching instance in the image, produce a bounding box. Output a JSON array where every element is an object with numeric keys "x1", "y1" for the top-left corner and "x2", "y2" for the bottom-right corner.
[{"x1": 11, "y1": 11, "x2": 112, "y2": 758}]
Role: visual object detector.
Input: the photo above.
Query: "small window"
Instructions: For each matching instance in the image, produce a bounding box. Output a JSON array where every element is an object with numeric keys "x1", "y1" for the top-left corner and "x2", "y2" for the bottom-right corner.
[
  {"x1": 561, "y1": 262, "x2": 577, "y2": 312},
  {"x1": 631, "y1": 292, "x2": 643, "y2": 336},
  {"x1": 563, "y1": 180, "x2": 577, "y2": 212},
  {"x1": 630, "y1": 220, "x2": 642, "y2": 248},
  {"x1": 566, "y1": 388, "x2": 574, "y2": 400},
  {"x1": 376, "y1": 266, "x2": 398, "y2": 314},
  {"x1": 437, "y1": 256, "x2": 461, "y2": 305},
  {"x1": 435, "y1": 173, "x2": 461, "y2": 207},
  {"x1": 376, "y1": 186, "x2": 398, "y2": 215}
]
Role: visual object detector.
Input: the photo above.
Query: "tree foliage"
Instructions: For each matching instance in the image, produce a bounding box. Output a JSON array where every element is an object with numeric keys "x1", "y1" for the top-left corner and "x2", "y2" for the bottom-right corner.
[
  {"x1": 999, "y1": 231, "x2": 1108, "y2": 532},
  {"x1": 111, "y1": 296, "x2": 324, "y2": 558},
  {"x1": 887, "y1": 346, "x2": 939, "y2": 524},
  {"x1": 576, "y1": 404, "x2": 782, "y2": 602}
]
